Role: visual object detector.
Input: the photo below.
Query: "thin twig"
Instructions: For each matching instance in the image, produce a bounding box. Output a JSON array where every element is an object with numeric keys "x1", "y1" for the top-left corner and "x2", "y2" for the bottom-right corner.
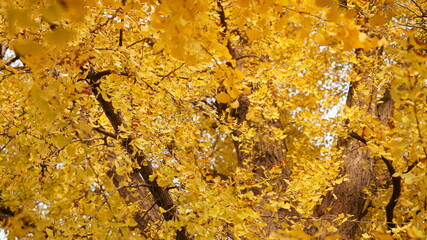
[
  {"x1": 160, "y1": 63, "x2": 185, "y2": 81},
  {"x1": 0, "y1": 129, "x2": 26, "y2": 152},
  {"x1": 115, "y1": 183, "x2": 153, "y2": 190},
  {"x1": 282, "y1": 6, "x2": 327, "y2": 22},
  {"x1": 234, "y1": 55, "x2": 264, "y2": 61},
  {"x1": 137, "y1": 202, "x2": 157, "y2": 223},
  {"x1": 410, "y1": 0, "x2": 426, "y2": 16},
  {"x1": 396, "y1": 2, "x2": 421, "y2": 17},
  {"x1": 127, "y1": 37, "x2": 155, "y2": 48},
  {"x1": 201, "y1": 45, "x2": 223, "y2": 70}
]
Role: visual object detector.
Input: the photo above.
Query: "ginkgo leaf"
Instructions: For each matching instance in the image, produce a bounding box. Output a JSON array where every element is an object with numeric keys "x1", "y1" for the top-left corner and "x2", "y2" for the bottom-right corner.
[
  {"x1": 45, "y1": 27, "x2": 76, "y2": 45},
  {"x1": 242, "y1": 86, "x2": 251, "y2": 95},
  {"x1": 42, "y1": 4, "x2": 64, "y2": 25},
  {"x1": 228, "y1": 87, "x2": 240, "y2": 99},
  {"x1": 407, "y1": 226, "x2": 427, "y2": 238},
  {"x1": 153, "y1": 41, "x2": 165, "y2": 52},
  {"x1": 370, "y1": 13, "x2": 389, "y2": 26},
  {"x1": 216, "y1": 92, "x2": 231, "y2": 103},
  {"x1": 7, "y1": 7, "x2": 37, "y2": 30},
  {"x1": 13, "y1": 39, "x2": 44, "y2": 56},
  {"x1": 230, "y1": 99, "x2": 240, "y2": 108},
  {"x1": 324, "y1": 235, "x2": 340, "y2": 240},
  {"x1": 1, "y1": 0, "x2": 426, "y2": 239},
  {"x1": 246, "y1": 29, "x2": 262, "y2": 40},
  {"x1": 315, "y1": 0, "x2": 334, "y2": 7},
  {"x1": 313, "y1": 32, "x2": 329, "y2": 46},
  {"x1": 361, "y1": 233, "x2": 370, "y2": 238}
]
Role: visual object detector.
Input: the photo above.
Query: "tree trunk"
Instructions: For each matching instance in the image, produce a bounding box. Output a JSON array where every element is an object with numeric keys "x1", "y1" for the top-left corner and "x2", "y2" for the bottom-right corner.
[
  {"x1": 214, "y1": 2, "x2": 294, "y2": 236},
  {"x1": 312, "y1": 81, "x2": 394, "y2": 239},
  {"x1": 311, "y1": 5, "x2": 395, "y2": 236}
]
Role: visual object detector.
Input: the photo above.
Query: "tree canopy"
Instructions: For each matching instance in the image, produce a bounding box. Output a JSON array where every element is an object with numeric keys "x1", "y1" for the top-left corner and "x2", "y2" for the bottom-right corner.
[{"x1": 0, "y1": 0, "x2": 426, "y2": 239}]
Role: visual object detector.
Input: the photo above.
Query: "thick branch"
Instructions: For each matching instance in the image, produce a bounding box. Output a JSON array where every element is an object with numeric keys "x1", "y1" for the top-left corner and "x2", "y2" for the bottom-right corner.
[
  {"x1": 86, "y1": 68, "x2": 122, "y2": 133},
  {"x1": 86, "y1": 68, "x2": 190, "y2": 240},
  {"x1": 216, "y1": 0, "x2": 227, "y2": 36},
  {"x1": 94, "y1": 127, "x2": 117, "y2": 138},
  {"x1": 349, "y1": 132, "x2": 368, "y2": 144},
  {"x1": 381, "y1": 156, "x2": 401, "y2": 231}
]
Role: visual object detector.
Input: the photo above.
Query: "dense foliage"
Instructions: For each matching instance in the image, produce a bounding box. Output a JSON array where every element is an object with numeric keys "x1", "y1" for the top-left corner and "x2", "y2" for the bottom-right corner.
[{"x1": 0, "y1": 0, "x2": 426, "y2": 239}]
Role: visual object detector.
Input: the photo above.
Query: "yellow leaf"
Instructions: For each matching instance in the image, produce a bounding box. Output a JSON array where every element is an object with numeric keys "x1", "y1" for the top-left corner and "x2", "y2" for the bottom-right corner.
[
  {"x1": 46, "y1": 228, "x2": 54, "y2": 237},
  {"x1": 242, "y1": 86, "x2": 251, "y2": 95},
  {"x1": 410, "y1": 36, "x2": 427, "y2": 49},
  {"x1": 326, "y1": 226, "x2": 338, "y2": 232},
  {"x1": 377, "y1": 38, "x2": 389, "y2": 47},
  {"x1": 324, "y1": 235, "x2": 340, "y2": 240},
  {"x1": 13, "y1": 39, "x2": 44, "y2": 56},
  {"x1": 45, "y1": 27, "x2": 75, "y2": 45},
  {"x1": 216, "y1": 92, "x2": 231, "y2": 103},
  {"x1": 361, "y1": 233, "x2": 370, "y2": 238},
  {"x1": 153, "y1": 41, "x2": 165, "y2": 52},
  {"x1": 115, "y1": 21, "x2": 125, "y2": 29},
  {"x1": 228, "y1": 86, "x2": 240, "y2": 99},
  {"x1": 230, "y1": 100, "x2": 240, "y2": 108},
  {"x1": 246, "y1": 29, "x2": 262, "y2": 40},
  {"x1": 371, "y1": 231, "x2": 394, "y2": 240},
  {"x1": 42, "y1": 4, "x2": 64, "y2": 25},
  {"x1": 149, "y1": 174, "x2": 157, "y2": 182},
  {"x1": 326, "y1": 5, "x2": 340, "y2": 21},
  {"x1": 7, "y1": 7, "x2": 37, "y2": 30},
  {"x1": 370, "y1": 9, "x2": 393, "y2": 27},
  {"x1": 237, "y1": 0, "x2": 250, "y2": 8},
  {"x1": 157, "y1": 177, "x2": 171, "y2": 187},
  {"x1": 362, "y1": 127, "x2": 373, "y2": 138},
  {"x1": 407, "y1": 226, "x2": 427, "y2": 238},
  {"x1": 315, "y1": 0, "x2": 334, "y2": 7},
  {"x1": 313, "y1": 32, "x2": 329, "y2": 46},
  {"x1": 369, "y1": 13, "x2": 388, "y2": 26},
  {"x1": 356, "y1": 127, "x2": 364, "y2": 136}
]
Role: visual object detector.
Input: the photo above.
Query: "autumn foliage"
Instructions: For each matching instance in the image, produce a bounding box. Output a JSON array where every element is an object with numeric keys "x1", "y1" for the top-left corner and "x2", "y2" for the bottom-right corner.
[{"x1": 0, "y1": 0, "x2": 426, "y2": 239}]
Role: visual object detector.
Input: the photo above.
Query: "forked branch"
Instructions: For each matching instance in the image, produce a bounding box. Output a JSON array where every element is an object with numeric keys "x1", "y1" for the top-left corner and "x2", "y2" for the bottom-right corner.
[
  {"x1": 85, "y1": 68, "x2": 190, "y2": 240},
  {"x1": 349, "y1": 132, "x2": 401, "y2": 231}
]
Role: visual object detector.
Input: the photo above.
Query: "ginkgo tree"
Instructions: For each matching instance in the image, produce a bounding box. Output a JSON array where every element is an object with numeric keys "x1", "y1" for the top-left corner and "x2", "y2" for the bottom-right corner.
[{"x1": 0, "y1": 0, "x2": 426, "y2": 239}]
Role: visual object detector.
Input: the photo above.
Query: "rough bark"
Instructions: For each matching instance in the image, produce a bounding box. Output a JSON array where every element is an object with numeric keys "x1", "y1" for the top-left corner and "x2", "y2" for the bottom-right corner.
[
  {"x1": 311, "y1": 81, "x2": 394, "y2": 239},
  {"x1": 106, "y1": 152, "x2": 162, "y2": 236},
  {"x1": 311, "y1": 28, "x2": 395, "y2": 240},
  {"x1": 215, "y1": 1, "x2": 294, "y2": 236},
  {"x1": 306, "y1": 0, "x2": 399, "y2": 237},
  {"x1": 230, "y1": 97, "x2": 293, "y2": 235}
]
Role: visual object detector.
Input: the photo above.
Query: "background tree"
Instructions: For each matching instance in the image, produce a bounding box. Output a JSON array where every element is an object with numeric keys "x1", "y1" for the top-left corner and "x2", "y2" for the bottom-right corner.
[{"x1": 0, "y1": 0, "x2": 426, "y2": 239}]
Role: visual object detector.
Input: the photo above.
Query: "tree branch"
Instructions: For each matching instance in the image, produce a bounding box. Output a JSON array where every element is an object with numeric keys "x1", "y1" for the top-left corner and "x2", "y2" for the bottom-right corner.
[
  {"x1": 349, "y1": 132, "x2": 368, "y2": 144},
  {"x1": 234, "y1": 55, "x2": 264, "y2": 61},
  {"x1": 94, "y1": 127, "x2": 117, "y2": 138},
  {"x1": 85, "y1": 68, "x2": 191, "y2": 240},
  {"x1": 381, "y1": 156, "x2": 401, "y2": 231},
  {"x1": 115, "y1": 183, "x2": 153, "y2": 190},
  {"x1": 86, "y1": 68, "x2": 122, "y2": 133}
]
